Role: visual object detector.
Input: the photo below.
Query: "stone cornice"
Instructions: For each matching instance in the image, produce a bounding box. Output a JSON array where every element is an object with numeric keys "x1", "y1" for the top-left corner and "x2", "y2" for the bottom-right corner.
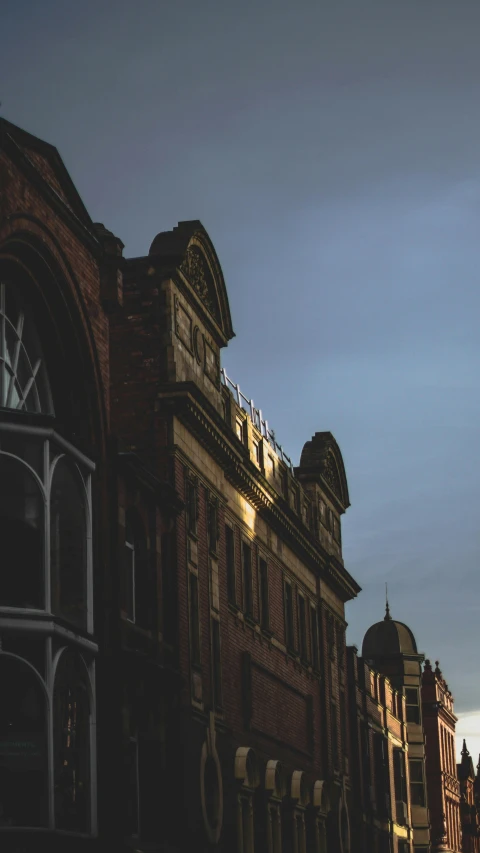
[{"x1": 157, "y1": 382, "x2": 361, "y2": 603}]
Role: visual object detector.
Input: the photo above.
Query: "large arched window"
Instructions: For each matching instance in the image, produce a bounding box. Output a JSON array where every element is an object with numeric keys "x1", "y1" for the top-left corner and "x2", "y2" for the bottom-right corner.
[
  {"x1": 0, "y1": 281, "x2": 53, "y2": 414},
  {"x1": 50, "y1": 458, "x2": 88, "y2": 629},
  {"x1": 0, "y1": 454, "x2": 44, "y2": 609},
  {"x1": 53, "y1": 649, "x2": 91, "y2": 833},
  {"x1": 0, "y1": 654, "x2": 48, "y2": 827}
]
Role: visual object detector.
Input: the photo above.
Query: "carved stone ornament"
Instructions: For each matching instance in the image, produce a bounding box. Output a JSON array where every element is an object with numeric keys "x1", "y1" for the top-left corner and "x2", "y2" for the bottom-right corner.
[
  {"x1": 323, "y1": 451, "x2": 341, "y2": 498},
  {"x1": 180, "y1": 246, "x2": 218, "y2": 320}
]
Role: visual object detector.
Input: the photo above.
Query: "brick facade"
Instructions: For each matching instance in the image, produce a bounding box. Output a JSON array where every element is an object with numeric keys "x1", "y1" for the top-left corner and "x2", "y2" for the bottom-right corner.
[{"x1": 0, "y1": 117, "x2": 473, "y2": 853}]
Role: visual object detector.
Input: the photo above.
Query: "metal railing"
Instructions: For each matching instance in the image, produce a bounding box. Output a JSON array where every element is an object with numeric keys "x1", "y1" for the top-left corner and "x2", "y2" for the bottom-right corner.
[{"x1": 220, "y1": 368, "x2": 293, "y2": 471}]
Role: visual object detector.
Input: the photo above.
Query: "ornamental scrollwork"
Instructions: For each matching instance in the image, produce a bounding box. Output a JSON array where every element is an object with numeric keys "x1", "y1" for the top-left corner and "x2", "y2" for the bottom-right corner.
[{"x1": 180, "y1": 246, "x2": 219, "y2": 321}]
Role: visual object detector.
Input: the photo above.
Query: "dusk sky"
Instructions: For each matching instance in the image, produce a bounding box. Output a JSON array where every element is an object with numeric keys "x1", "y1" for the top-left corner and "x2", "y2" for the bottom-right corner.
[{"x1": 3, "y1": 0, "x2": 480, "y2": 756}]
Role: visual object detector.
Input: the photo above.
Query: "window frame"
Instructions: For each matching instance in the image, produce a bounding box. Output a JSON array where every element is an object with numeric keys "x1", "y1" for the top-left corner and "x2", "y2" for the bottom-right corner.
[
  {"x1": 189, "y1": 571, "x2": 201, "y2": 669},
  {"x1": 258, "y1": 555, "x2": 270, "y2": 632},
  {"x1": 284, "y1": 579, "x2": 295, "y2": 652},
  {"x1": 225, "y1": 523, "x2": 237, "y2": 606},
  {"x1": 242, "y1": 540, "x2": 254, "y2": 620}
]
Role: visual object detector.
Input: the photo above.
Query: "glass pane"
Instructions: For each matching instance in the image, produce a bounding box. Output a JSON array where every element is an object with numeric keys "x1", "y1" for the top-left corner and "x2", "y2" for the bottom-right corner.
[
  {"x1": 50, "y1": 459, "x2": 87, "y2": 629},
  {"x1": 0, "y1": 454, "x2": 44, "y2": 608},
  {"x1": 409, "y1": 761, "x2": 424, "y2": 783},
  {"x1": 0, "y1": 656, "x2": 48, "y2": 827},
  {"x1": 0, "y1": 432, "x2": 44, "y2": 480},
  {"x1": 54, "y1": 651, "x2": 90, "y2": 832},
  {"x1": 0, "y1": 283, "x2": 53, "y2": 415}
]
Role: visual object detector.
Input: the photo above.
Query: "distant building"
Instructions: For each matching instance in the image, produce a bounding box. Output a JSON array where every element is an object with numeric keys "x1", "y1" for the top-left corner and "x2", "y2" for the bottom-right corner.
[
  {"x1": 347, "y1": 644, "x2": 413, "y2": 853},
  {"x1": 361, "y1": 605, "x2": 431, "y2": 852},
  {"x1": 457, "y1": 741, "x2": 480, "y2": 852},
  {"x1": 421, "y1": 659, "x2": 461, "y2": 852}
]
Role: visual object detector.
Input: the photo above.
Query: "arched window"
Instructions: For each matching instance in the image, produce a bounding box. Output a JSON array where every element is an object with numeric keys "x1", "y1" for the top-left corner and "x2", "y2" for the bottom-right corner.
[
  {"x1": 0, "y1": 655, "x2": 48, "y2": 827},
  {"x1": 50, "y1": 458, "x2": 87, "y2": 629},
  {"x1": 0, "y1": 454, "x2": 44, "y2": 609},
  {"x1": 123, "y1": 510, "x2": 150, "y2": 629},
  {"x1": 53, "y1": 649, "x2": 91, "y2": 832},
  {"x1": 0, "y1": 281, "x2": 53, "y2": 414}
]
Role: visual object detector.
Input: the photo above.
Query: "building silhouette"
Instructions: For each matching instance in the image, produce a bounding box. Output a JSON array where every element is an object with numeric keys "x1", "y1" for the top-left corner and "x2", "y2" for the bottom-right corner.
[{"x1": 0, "y1": 117, "x2": 474, "y2": 853}]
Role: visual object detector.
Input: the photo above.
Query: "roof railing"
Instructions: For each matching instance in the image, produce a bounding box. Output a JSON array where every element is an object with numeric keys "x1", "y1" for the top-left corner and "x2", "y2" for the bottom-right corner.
[{"x1": 221, "y1": 368, "x2": 293, "y2": 471}]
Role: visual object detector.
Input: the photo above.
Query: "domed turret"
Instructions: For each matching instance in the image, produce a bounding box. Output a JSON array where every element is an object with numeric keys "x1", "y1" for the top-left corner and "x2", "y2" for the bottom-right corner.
[{"x1": 362, "y1": 602, "x2": 418, "y2": 659}]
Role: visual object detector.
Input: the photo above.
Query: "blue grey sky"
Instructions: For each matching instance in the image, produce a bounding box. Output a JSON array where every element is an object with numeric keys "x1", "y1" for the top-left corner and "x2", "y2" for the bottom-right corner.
[{"x1": 3, "y1": 1, "x2": 480, "y2": 724}]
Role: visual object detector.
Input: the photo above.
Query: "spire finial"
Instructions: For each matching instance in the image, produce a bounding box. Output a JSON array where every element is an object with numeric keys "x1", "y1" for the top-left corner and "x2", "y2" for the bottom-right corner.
[
  {"x1": 384, "y1": 582, "x2": 391, "y2": 620},
  {"x1": 462, "y1": 739, "x2": 470, "y2": 757}
]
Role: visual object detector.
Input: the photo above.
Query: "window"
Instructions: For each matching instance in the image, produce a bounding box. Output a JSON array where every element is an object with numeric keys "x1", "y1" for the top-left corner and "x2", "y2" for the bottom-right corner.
[
  {"x1": 340, "y1": 690, "x2": 347, "y2": 757},
  {"x1": 298, "y1": 594, "x2": 307, "y2": 660},
  {"x1": 212, "y1": 619, "x2": 222, "y2": 709},
  {"x1": 236, "y1": 418, "x2": 245, "y2": 443},
  {"x1": 268, "y1": 454, "x2": 276, "y2": 479},
  {"x1": 123, "y1": 510, "x2": 150, "y2": 629},
  {"x1": 253, "y1": 439, "x2": 262, "y2": 466},
  {"x1": 0, "y1": 655, "x2": 48, "y2": 827},
  {"x1": 310, "y1": 606, "x2": 320, "y2": 671},
  {"x1": 331, "y1": 703, "x2": 339, "y2": 770},
  {"x1": 0, "y1": 281, "x2": 53, "y2": 414},
  {"x1": 374, "y1": 734, "x2": 389, "y2": 817},
  {"x1": 409, "y1": 759, "x2": 426, "y2": 807},
  {"x1": 405, "y1": 687, "x2": 420, "y2": 724},
  {"x1": 185, "y1": 478, "x2": 197, "y2": 535},
  {"x1": 125, "y1": 520, "x2": 135, "y2": 622},
  {"x1": 225, "y1": 525, "x2": 236, "y2": 605},
  {"x1": 208, "y1": 500, "x2": 218, "y2": 554},
  {"x1": 0, "y1": 454, "x2": 44, "y2": 609},
  {"x1": 259, "y1": 558, "x2": 270, "y2": 630},
  {"x1": 50, "y1": 458, "x2": 88, "y2": 629},
  {"x1": 189, "y1": 573, "x2": 201, "y2": 667},
  {"x1": 284, "y1": 581, "x2": 294, "y2": 651},
  {"x1": 54, "y1": 650, "x2": 91, "y2": 832},
  {"x1": 393, "y1": 748, "x2": 407, "y2": 805},
  {"x1": 242, "y1": 542, "x2": 253, "y2": 618}
]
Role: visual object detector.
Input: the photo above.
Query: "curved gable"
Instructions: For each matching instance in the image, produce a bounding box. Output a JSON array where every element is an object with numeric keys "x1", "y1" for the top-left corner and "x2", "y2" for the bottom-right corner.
[
  {"x1": 297, "y1": 431, "x2": 350, "y2": 510},
  {"x1": 149, "y1": 221, "x2": 234, "y2": 345}
]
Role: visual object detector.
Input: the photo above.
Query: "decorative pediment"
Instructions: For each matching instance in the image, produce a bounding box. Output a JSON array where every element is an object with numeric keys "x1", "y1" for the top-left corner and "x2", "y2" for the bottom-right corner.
[
  {"x1": 295, "y1": 431, "x2": 350, "y2": 511},
  {"x1": 148, "y1": 221, "x2": 234, "y2": 346}
]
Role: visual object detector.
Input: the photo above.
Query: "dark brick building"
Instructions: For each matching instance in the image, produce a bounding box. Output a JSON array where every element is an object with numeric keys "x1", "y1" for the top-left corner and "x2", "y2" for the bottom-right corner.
[
  {"x1": 0, "y1": 117, "x2": 473, "y2": 853},
  {"x1": 0, "y1": 117, "x2": 363, "y2": 853}
]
